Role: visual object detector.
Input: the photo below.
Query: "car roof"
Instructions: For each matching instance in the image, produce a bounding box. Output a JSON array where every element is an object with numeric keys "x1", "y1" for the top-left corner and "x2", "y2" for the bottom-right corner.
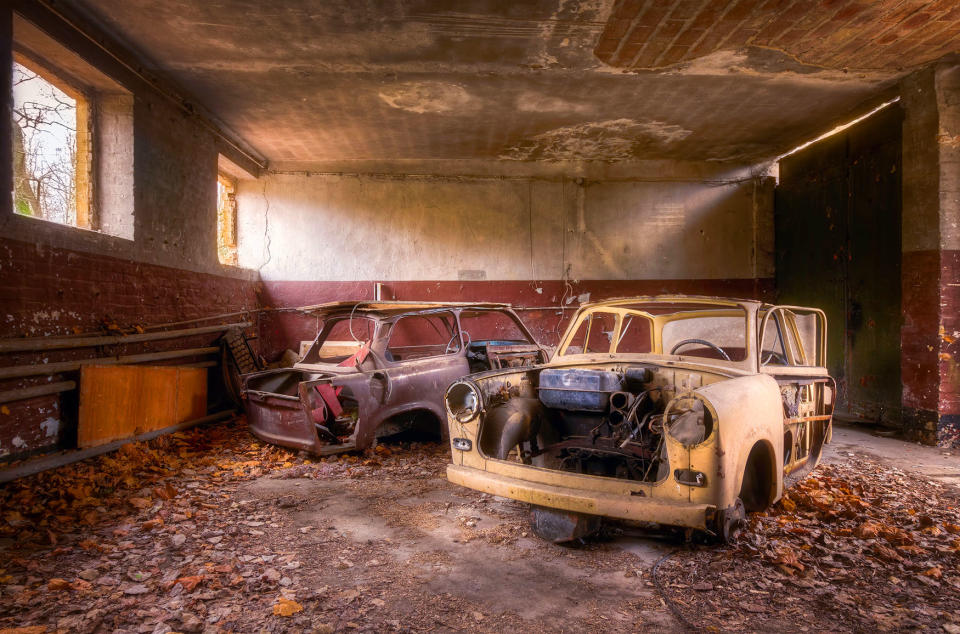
[
  {"x1": 295, "y1": 300, "x2": 513, "y2": 317},
  {"x1": 575, "y1": 295, "x2": 768, "y2": 311}
]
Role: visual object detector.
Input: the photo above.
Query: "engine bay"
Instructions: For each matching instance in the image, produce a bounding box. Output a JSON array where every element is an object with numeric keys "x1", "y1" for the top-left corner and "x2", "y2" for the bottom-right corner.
[{"x1": 477, "y1": 364, "x2": 721, "y2": 483}]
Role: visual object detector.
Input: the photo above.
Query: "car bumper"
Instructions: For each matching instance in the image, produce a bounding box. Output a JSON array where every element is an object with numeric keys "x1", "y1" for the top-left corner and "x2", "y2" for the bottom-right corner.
[
  {"x1": 245, "y1": 392, "x2": 354, "y2": 455},
  {"x1": 447, "y1": 464, "x2": 714, "y2": 530}
]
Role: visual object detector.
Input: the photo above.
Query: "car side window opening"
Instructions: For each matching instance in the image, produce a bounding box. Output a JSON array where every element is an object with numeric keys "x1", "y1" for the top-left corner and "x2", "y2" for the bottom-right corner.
[
  {"x1": 615, "y1": 314, "x2": 653, "y2": 353},
  {"x1": 302, "y1": 316, "x2": 377, "y2": 364},
  {"x1": 760, "y1": 312, "x2": 790, "y2": 366},
  {"x1": 386, "y1": 312, "x2": 460, "y2": 361},
  {"x1": 790, "y1": 311, "x2": 818, "y2": 366},
  {"x1": 458, "y1": 310, "x2": 531, "y2": 345},
  {"x1": 563, "y1": 311, "x2": 617, "y2": 355}
]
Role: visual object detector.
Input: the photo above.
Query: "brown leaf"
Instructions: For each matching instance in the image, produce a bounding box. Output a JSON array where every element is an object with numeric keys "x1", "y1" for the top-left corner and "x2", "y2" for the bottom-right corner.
[
  {"x1": 854, "y1": 521, "x2": 882, "y2": 539},
  {"x1": 922, "y1": 566, "x2": 942, "y2": 579},
  {"x1": 771, "y1": 546, "x2": 805, "y2": 572},
  {"x1": 141, "y1": 518, "x2": 163, "y2": 531},
  {"x1": 153, "y1": 483, "x2": 177, "y2": 500},
  {"x1": 273, "y1": 598, "x2": 303, "y2": 617},
  {"x1": 871, "y1": 544, "x2": 902, "y2": 562},
  {"x1": 47, "y1": 578, "x2": 71, "y2": 591},
  {"x1": 175, "y1": 575, "x2": 204, "y2": 592},
  {"x1": 71, "y1": 579, "x2": 93, "y2": 592},
  {"x1": 128, "y1": 497, "x2": 151, "y2": 509}
]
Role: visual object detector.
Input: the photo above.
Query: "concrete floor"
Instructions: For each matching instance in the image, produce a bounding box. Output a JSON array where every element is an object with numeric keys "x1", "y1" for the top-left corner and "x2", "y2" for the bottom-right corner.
[{"x1": 824, "y1": 424, "x2": 960, "y2": 490}]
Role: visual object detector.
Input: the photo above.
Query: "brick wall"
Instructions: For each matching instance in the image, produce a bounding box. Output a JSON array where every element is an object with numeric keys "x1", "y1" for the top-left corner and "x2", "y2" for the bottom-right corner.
[{"x1": 0, "y1": 238, "x2": 259, "y2": 459}]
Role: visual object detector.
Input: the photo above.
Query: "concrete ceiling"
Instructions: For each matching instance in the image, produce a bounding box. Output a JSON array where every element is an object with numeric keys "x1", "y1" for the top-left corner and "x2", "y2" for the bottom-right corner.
[{"x1": 59, "y1": 0, "x2": 960, "y2": 167}]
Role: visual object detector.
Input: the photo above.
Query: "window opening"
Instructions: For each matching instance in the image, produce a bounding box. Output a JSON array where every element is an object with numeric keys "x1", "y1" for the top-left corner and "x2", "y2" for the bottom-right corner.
[
  {"x1": 12, "y1": 57, "x2": 90, "y2": 228},
  {"x1": 217, "y1": 173, "x2": 238, "y2": 265}
]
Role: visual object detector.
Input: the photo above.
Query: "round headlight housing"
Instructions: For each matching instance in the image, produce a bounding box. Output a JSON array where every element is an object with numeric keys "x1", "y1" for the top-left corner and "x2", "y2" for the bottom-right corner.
[
  {"x1": 446, "y1": 381, "x2": 482, "y2": 423},
  {"x1": 664, "y1": 393, "x2": 715, "y2": 447}
]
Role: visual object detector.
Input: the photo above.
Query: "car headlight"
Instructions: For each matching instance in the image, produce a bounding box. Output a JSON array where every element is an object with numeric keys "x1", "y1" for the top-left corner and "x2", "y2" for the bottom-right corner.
[
  {"x1": 664, "y1": 393, "x2": 715, "y2": 447},
  {"x1": 445, "y1": 381, "x2": 482, "y2": 423}
]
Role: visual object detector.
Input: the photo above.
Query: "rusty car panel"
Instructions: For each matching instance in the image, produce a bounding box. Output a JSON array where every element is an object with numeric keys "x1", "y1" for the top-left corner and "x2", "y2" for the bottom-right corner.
[
  {"x1": 242, "y1": 302, "x2": 547, "y2": 455},
  {"x1": 443, "y1": 295, "x2": 834, "y2": 542}
]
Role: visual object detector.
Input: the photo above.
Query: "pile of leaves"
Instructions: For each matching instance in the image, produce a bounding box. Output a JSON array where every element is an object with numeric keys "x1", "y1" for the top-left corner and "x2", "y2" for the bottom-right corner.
[
  {"x1": 0, "y1": 420, "x2": 453, "y2": 633},
  {"x1": 0, "y1": 419, "x2": 299, "y2": 549},
  {"x1": 658, "y1": 457, "x2": 960, "y2": 632}
]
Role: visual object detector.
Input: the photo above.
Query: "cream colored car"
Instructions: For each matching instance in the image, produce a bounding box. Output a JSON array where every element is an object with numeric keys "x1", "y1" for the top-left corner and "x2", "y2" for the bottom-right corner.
[{"x1": 444, "y1": 296, "x2": 834, "y2": 542}]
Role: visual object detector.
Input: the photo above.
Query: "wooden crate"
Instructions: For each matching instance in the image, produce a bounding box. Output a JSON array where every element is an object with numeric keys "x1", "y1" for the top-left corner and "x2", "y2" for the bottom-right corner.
[{"x1": 78, "y1": 365, "x2": 207, "y2": 448}]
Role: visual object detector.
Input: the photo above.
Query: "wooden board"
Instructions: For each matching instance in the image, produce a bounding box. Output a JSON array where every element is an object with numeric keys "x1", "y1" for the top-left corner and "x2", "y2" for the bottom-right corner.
[{"x1": 79, "y1": 365, "x2": 207, "y2": 448}]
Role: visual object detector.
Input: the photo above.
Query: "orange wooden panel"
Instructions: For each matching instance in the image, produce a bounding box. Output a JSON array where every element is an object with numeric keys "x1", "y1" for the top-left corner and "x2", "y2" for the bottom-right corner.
[{"x1": 79, "y1": 365, "x2": 207, "y2": 448}]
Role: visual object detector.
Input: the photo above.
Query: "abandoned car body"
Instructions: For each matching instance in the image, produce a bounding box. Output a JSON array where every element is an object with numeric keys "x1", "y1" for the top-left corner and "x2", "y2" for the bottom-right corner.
[
  {"x1": 444, "y1": 296, "x2": 834, "y2": 541},
  {"x1": 242, "y1": 302, "x2": 546, "y2": 455}
]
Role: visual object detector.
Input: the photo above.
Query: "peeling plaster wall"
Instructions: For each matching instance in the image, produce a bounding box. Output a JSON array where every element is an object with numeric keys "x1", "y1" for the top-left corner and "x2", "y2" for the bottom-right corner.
[
  {"x1": 238, "y1": 167, "x2": 772, "y2": 283},
  {"x1": 237, "y1": 163, "x2": 774, "y2": 357}
]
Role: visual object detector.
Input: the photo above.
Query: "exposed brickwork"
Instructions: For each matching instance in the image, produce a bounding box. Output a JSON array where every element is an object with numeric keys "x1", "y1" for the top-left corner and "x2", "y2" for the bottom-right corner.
[
  {"x1": 596, "y1": 0, "x2": 960, "y2": 71},
  {"x1": 0, "y1": 237, "x2": 259, "y2": 459},
  {"x1": 901, "y1": 250, "x2": 942, "y2": 414},
  {"x1": 257, "y1": 278, "x2": 775, "y2": 361},
  {"x1": 940, "y1": 250, "x2": 960, "y2": 415},
  {"x1": 0, "y1": 238, "x2": 258, "y2": 338}
]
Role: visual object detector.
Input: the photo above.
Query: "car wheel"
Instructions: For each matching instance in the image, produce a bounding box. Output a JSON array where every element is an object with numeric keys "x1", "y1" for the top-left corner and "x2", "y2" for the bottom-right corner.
[{"x1": 714, "y1": 498, "x2": 746, "y2": 543}]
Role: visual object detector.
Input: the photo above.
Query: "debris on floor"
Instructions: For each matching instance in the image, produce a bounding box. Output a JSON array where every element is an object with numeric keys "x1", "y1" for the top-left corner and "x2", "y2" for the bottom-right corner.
[
  {"x1": 656, "y1": 458, "x2": 960, "y2": 632},
  {"x1": 1, "y1": 420, "x2": 958, "y2": 633}
]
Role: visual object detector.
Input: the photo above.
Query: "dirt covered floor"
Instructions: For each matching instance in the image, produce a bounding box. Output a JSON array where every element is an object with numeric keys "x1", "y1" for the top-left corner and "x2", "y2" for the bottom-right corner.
[{"x1": 0, "y1": 419, "x2": 959, "y2": 633}]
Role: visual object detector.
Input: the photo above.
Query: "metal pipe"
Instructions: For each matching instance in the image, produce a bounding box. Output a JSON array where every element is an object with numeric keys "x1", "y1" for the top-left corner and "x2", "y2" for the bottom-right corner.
[
  {"x1": 182, "y1": 360, "x2": 218, "y2": 369},
  {"x1": 0, "y1": 410, "x2": 236, "y2": 483},
  {"x1": 0, "y1": 381, "x2": 76, "y2": 404},
  {"x1": 0, "y1": 322, "x2": 250, "y2": 353},
  {"x1": 0, "y1": 347, "x2": 219, "y2": 380}
]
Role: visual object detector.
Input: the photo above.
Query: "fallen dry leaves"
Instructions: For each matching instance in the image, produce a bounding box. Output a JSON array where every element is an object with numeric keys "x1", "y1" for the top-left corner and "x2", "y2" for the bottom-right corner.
[
  {"x1": 0, "y1": 419, "x2": 301, "y2": 548},
  {"x1": 0, "y1": 419, "x2": 451, "y2": 632},
  {"x1": 658, "y1": 456, "x2": 960, "y2": 632}
]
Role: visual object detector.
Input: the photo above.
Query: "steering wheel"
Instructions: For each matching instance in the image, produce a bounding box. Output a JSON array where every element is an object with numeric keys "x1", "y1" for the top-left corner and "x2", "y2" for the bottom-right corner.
[
  {"x1": 670, "y1": 338, "x2": 731, "y2": 362},
  {"x1": 761, "y1": 350, "x2": 788, "y2": 366}
]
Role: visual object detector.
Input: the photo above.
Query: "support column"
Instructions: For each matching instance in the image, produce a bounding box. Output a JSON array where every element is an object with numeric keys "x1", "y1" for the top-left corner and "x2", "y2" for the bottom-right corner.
[
  {"x1": 900, "y1": 57, "x2": 960, "y2": 447},
  {"x1": 936, "y1": 61, "x2": 960, "y2": 446}
]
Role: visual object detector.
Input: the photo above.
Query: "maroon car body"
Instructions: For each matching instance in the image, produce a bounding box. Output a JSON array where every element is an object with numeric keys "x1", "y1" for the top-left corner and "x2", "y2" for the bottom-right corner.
[{"x1": 241, "y1": 301, "x2": 547, "y2": 455}]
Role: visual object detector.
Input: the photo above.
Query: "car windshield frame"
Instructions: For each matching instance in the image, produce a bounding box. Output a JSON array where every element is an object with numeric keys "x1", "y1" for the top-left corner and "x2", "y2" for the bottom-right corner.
[
  {"x1": 555, "y1": 298, "x2": 758, "y2": 370},
  {"x1": 456, "y1": 307, "x2": 538, "y2": 347}
]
